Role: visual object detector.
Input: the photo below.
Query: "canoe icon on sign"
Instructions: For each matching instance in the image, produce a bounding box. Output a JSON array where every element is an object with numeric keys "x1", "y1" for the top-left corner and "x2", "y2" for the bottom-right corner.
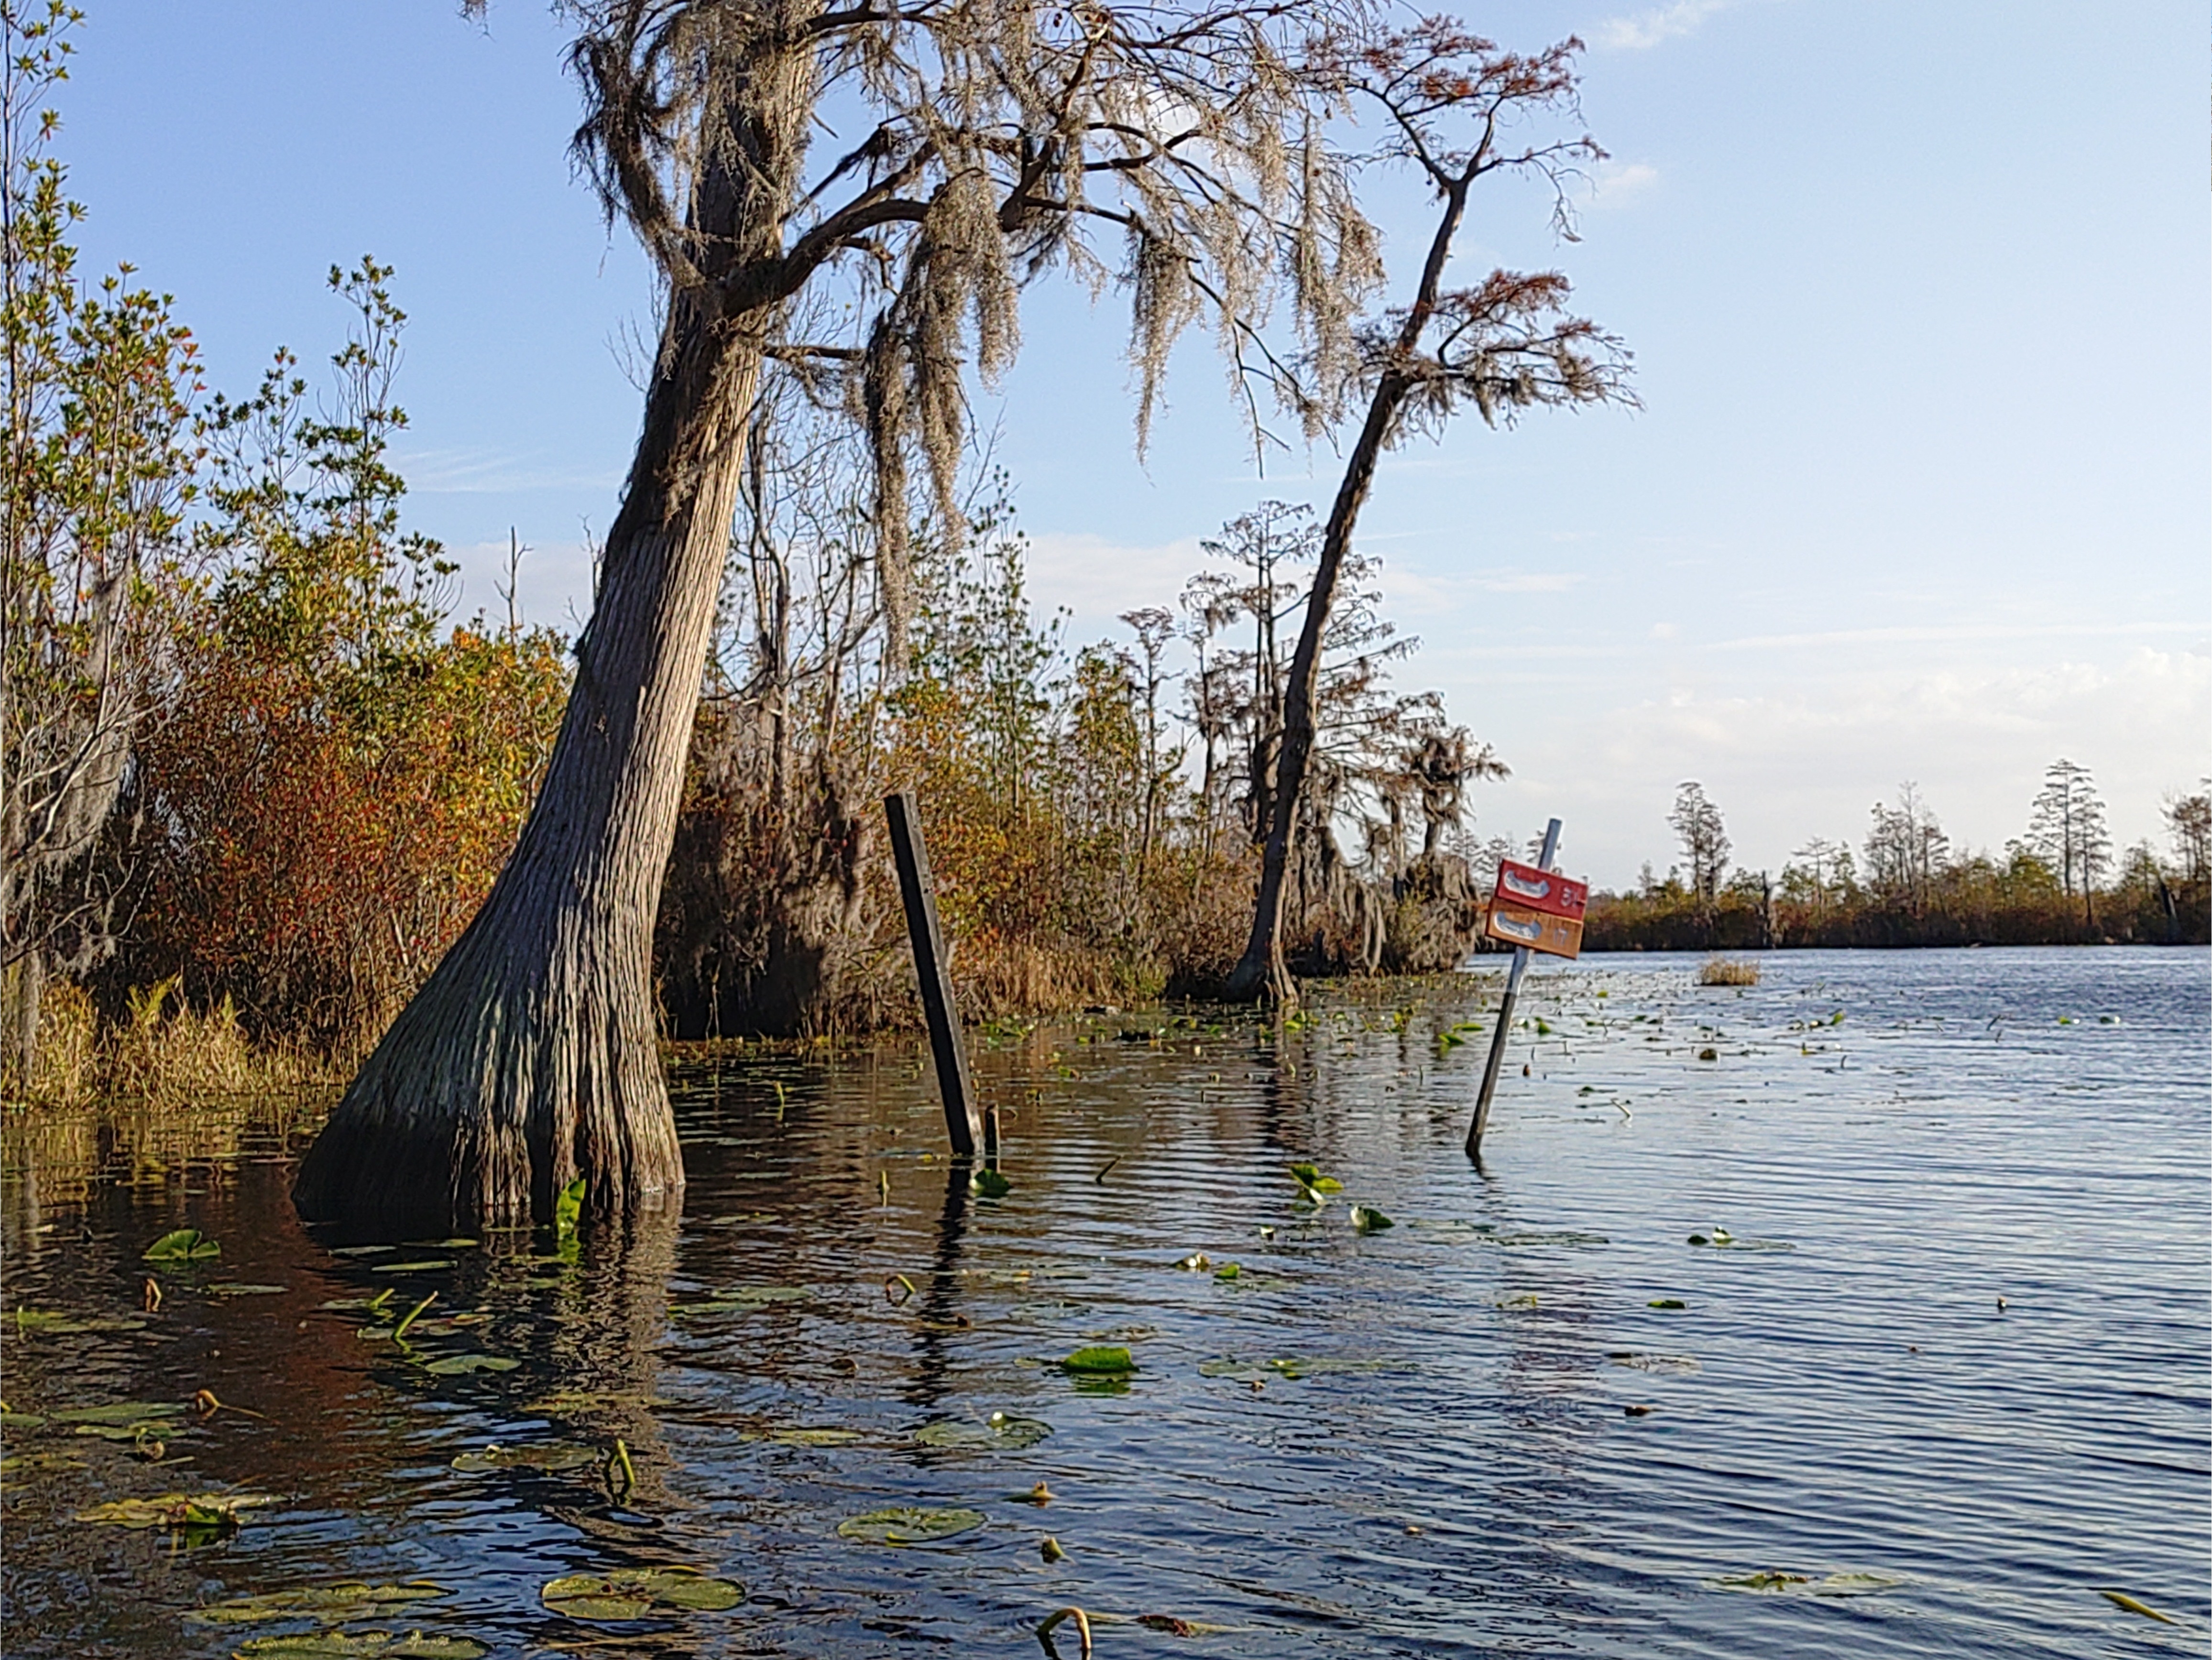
[
  {"x1": 1490, "y1": 909, "x2": 1544, "y2": 944},
  {"x1": 1500, "y1": 867, "x2": 1554, "y2": 903}
]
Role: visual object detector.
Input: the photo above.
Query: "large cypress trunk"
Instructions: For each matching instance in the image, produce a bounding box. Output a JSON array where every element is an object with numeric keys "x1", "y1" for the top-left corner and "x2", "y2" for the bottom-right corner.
[
  {"x1": 291, "y1": 326, "x2": 758, "y2": 1237},
  {"x1": 295, "y1": 26, "x2": 815, "y2": 1238}
]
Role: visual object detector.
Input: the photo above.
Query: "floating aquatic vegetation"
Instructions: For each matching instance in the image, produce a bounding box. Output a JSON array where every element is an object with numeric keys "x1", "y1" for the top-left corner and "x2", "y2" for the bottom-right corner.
[
  {"x1": 75, "y1": 1489, "x2": 275, "y2": 1537},
  {"x1": 420, "y1": 1353, "x2": 519, "y2": 1376},
  {"x1": 205, "y1": 1284, "x2": 289, "y2": 1297},
  {"x1": 1197, "y1": 1356, "x2": 1403, "y2": 1382},
  {"x1": 524, "y1": 1390, "x2": 662, "y2": 1417},
  {"x1": 540, "y1": 1565, "x2": 745, "y2": 1621},
  {"x1": 741, "y1": 1426, "x2": 866, "y2": 1447},
  {"x1": 320, "y1": 1291, "x2": 395, "y2": 1313},
  {"x1": 232, "y1": 1633, "x2": 486, "y2": 1659},
  {"x1": 1287, "y1": 1163, "x2": 1342, "y2": 1200},
  {"x1": 12, "y1": 1309, "x2": 146, "y2": 1334},
  {"x1": 50, "y1": 1400, "x2": 186, "y2": 1427},
  {"x1": 190, "y1": 1583, "x2": 452, "y2": 1625},
  {"x1": 914, "y1": 1412, "x2": 1052, "y2": 1451},
  {"x1": 1648, "y1": 1299, "x2": 1687, "y2": 1310},
  {"x1": 449, "y1": 1442, "x2": 599, "y2": 1473},
  {"x1": 971, "y1": 1169, "x2": 1012, "y2": 1199},
  {"x1": 836, "y1": 1507, "x2": 987, "y2": 1545},
  {"x1": 2099, "y1": 1590, "x2": 2176, "y2": 1624},
  {"x1": 1407, "y1": 1222, "x2": 1609, "y2": 1247},
  {"x1": 143, "y1": 1229, "x2": 220, "y2": 1263},
  {"x1": 1040, "y1": 1536, "x2": 1067, "y2": 1562},
  {"x1": 372, "y1": 1261, "x2": 455, "y2": 1275},
  {"x1": 72, "y1": 1419, "x2": 184, "y2": 1442},
  {"x1": 1057, "y1": 1346, "x2": 1135, "y2": 1376},
  {"x1": 668, "y1": 1286, "x2": 809, "y2": 1320},
  {"x1": 1606, "y1": 1352, "x2": 1701, "y2": 1375},
  {"x1": 1686, "y1": 1229, "x2": 1793, "y2": 1252},
  {"x1": 1712, "y1": 1570, "x2": 1901, "y2": 1597},
  {"x1": 1172, "y1": 1252, "x2": 1210, "y2": 1272},
  {"x1": 1351, "y1": 1205, "x2": 1394, "y2": 1234}
]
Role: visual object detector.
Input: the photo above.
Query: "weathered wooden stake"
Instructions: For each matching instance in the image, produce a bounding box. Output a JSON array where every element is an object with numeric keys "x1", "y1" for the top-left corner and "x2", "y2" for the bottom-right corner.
[
  {"x1": 1467, "y1": 817, "x2": 1561, "y2": 1159},
  {"x1": 885, "y1": 792, "x2": 984, "y2": 1158}
]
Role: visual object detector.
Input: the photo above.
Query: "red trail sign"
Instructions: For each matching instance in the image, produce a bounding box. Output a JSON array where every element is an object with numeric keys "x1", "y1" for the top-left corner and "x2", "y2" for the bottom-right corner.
[{"x1": 1483, "y1": 858, "x2": 1588, "y2": 959}]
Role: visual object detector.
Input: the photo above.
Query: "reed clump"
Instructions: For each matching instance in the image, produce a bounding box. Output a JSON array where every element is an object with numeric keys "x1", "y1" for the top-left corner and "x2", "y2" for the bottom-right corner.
[
  {"x1": 16, "y1": 980, "x2": 331, "y2": 1110},
  {"x1": 1697, "y1": 956, "x2": 1761, "y2": 987}
]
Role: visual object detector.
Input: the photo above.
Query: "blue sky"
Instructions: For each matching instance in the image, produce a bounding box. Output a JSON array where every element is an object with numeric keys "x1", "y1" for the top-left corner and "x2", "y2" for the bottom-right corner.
[{"x1": 56, "y1": 0, "x2": 2209, "y2": 888}]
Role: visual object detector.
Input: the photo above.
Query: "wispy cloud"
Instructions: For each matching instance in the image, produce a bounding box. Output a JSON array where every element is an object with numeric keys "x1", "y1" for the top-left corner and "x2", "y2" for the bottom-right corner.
[
  {"x1": 396, "y1": 446, "x2": 620, "y2": 497},
  {"x1": 1476, "y1": 570, "x2": 1585, "y2": 594},
  {"x1": 1588, "y1": 159, "x2": 1661, "y2": 207},
  {"x1": 1595, "y1": 0, "x2": 1734, "y2": 51}
]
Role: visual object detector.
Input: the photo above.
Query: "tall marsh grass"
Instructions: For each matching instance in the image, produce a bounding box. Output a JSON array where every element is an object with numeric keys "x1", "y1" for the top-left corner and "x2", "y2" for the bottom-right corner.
[
  {"x1": 1698, "y1": 956, "x2": 1762, "y2": 987},
  {"x1": 18, "y1": 979, "x2": 331, "y2": 1109}
]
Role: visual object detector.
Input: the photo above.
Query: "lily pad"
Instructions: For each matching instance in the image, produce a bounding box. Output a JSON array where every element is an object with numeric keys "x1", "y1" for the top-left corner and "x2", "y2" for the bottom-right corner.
[
  {"x1": 1351, "y1": 1205, "x2": 1394, "y2": 1233},
  {"x1": 421, "y1": 1353, "x2": 520, "y2": 1375},
  {"x1": 1715, "y1": 1571, "x2": 1808, "y2": 1592},
  {"x1": 1648, "y1": 1299, "x2": 1687, "y2": 1310},
  {"x1": 190, "y1": 1583, "x2": 452, "y2": 1625},
  {"x1": 372, "y1": 1261, "x2": 456, "y2": 1274},
  {"x1": 914, "y1": 1413, "x2": 1053, "y2": 1451},
  {"x1": 540, "y1": 1565, "x2": 745, "y2": 1620},
  {"x1": 449, "y1": 1442, "x2": 599, "y2": 1473},
  {"x1": 836, "y1": 1506, "x2": 987, "y2": 1545},
  {"x1": 1058, "y1": 1345, "x2": 1135, "y2": 1375},
  {"x1": 49, "y1": 1400, "x2": 186, "y2": 1426},
  {"x1": 1606, "y1": 1351, "x2": 1701, "y2": 1375},
  {"x1": 739, "y1": 1426, "x2": 866, "y2": 1447},
  {"x1": 1198, "y1": 1355, "x2": 1402, "y2": 1381},
  {"x1": 73, "y1": 1419, "x2": 184, "y2": 1442},
  {"x1": 668, "y1": 1286, "x2": 810, "y2": 1320},
  {"x1": 205, "y1": 1284, "x2": 290, "y2": 1297},
  {"x1": 970, "y1": 1169, "x2": 1012, "y2": 1199},
  {"x1": 233, "y1": 1635, "x2": 486, "y2": 1659},
  {"x1": 1287, "y1": 1162, "x2": 1343, "y2": 1195},
  {"x1": 12, "y1": 1309, "x2": 146, "y2": 1334},
  {"x1": 75, "y1": 1489, "x2": 275, "y2": 1532},
  {"x1": 143, "y1": 1228, "x2": 221, "y2": 1263},
  {"x1": 524, "y1": 1389, "x2": 662, "y2": 1416}
]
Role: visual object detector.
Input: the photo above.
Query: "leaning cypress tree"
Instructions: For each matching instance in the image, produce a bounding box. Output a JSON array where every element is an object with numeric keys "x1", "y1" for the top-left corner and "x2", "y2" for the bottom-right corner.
[
  {"x1": 1225, "y1": 25, "x2": 1635, "y2": 1003},
  {"x1": 293, "y1": 0, "x2": 1388, "y2": 1234}
]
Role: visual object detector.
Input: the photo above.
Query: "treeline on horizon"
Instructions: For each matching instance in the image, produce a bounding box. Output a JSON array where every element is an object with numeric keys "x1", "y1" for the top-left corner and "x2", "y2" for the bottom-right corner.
[{"x1": 1582, "y1": 779, "x2": 2211, "y2": 952}]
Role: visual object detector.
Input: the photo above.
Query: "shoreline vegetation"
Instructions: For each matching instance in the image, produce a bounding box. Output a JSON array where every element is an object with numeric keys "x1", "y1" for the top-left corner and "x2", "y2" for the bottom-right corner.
[{"x1": 5, "y1": 11, "x2": 2205, "y2": 1114}]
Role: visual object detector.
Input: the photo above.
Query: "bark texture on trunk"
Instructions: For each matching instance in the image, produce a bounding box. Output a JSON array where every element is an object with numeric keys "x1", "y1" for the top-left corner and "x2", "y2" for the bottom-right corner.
[
  {"x1": 1226, "y1": 180, "x2": 1471, "y2": 1005},
  {"x1": 296, "y1": 23, "x2": 817, "y2": 1237}
]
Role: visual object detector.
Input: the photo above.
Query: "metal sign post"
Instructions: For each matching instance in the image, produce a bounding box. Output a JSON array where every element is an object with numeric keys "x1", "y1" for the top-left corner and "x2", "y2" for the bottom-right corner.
[{"x1": 1467, "y1": 817, "x2": 1571, "y2": 1159}]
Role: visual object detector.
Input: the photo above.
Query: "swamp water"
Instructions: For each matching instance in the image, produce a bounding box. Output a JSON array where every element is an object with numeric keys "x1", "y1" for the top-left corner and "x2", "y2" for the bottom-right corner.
[{"x1": 1, "y1": 946, "x2": 2205, "y2": 1659}]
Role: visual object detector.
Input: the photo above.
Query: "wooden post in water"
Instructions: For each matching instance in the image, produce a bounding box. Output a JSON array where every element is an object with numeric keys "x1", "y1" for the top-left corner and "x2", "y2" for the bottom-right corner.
[
  {"x1": 1467, "y1": 817, "x2": 1562, "y2": 1159},
  {"x1": 885, "y1": 792, "x2": 984, "y2": 1158}
]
